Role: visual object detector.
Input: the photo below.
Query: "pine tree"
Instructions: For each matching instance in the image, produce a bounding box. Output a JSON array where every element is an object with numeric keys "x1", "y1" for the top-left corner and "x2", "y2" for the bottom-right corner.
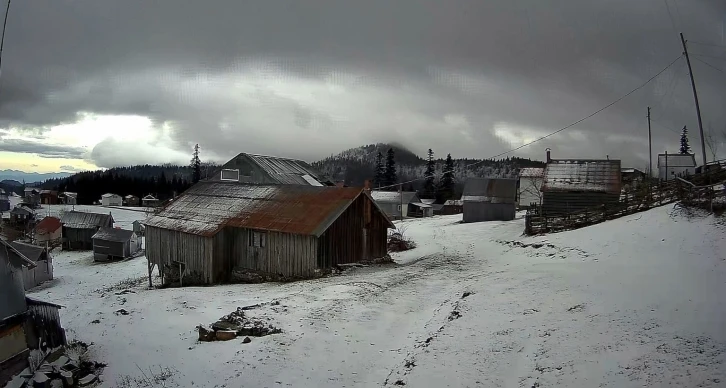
[
  {"x1": 680, "y1": 126, "x2": 691, "y2": 154},
  {"x1": 437, "y1": 153, "x2": 456, "y2": 202},
  {"x1": 191, "y1": 144, "x2": 201, "y2": 184},
  {"x1": 423, "y1": 148, "x2": 436, "y2": 198},
  {"x1": 373, "y1": 151, "x2": 385, "y2": 188},
  {"x1": 384, "y1": 148, "x2": 397, "y2": 190}
]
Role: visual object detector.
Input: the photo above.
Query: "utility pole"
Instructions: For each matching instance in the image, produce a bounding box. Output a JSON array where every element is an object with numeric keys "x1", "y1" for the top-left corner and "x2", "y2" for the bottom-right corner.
[
  {"x1": 680, "y1": 32, "x2": 707, "y2": 167},
  {"x1": 399, "y1": 183, "x2": 403, "y2": 220},
  {"x1": 647, "y1": 107, "x2": 652, "y2": 177}
]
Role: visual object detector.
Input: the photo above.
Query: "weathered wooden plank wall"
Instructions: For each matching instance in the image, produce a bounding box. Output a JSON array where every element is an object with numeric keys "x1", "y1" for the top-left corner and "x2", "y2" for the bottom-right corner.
[
  {"x1": 145, "y1": 226, "x2": 215, "y2": 284},
  {"x1": 226, "y1": 227, "x2": 318, "y2": 278},
  {"x1": 21, "y1": 260, "x2": 53, "y2": 290},
  {"x1": 24, "y1": 302, "x2": 66, "y2": 350}
]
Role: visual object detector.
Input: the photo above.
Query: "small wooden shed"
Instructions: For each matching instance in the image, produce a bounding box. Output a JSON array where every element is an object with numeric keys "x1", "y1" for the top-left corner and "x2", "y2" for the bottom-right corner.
[
  {"x1": 60, "y1": 211, "x2": 115, "y2": 250},
  {"x1": 92, "y1": 227, "x2": 141, "y2": 262},
  {"x1": 9, "y1": 241, "x2": 53, "y2": 290},
  {"x1": 541, "y1": 158, "x2": 622, "y2": 215},
  {"x1": 144, "y1": 181, "x2": 394, "y2": 286},
  {"x1": 39, "y1": 190, "x2": 59, "y2": 205},
  {"x1": 10, "y1": 205, "x2": 35, "y2": 227},
  {"x1": 124, "y1": 195, "x2": 140, "y2": 207},
  {"x1": 462, "y1": 178, "x2": 518, "y2": 222}
]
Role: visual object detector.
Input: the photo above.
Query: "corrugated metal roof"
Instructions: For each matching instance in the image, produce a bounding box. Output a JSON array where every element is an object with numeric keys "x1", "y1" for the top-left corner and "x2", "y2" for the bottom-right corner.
[
  {"x1": 443, "y1": 200, "x2": 463, "y2": 206},
  {"x1": 11, "y1": 205, "x2": 35, "y2": 215},
  {"x1": 101, "y1": 193, "x2": 120, "y2": 198},
  {"x1": 370, "y1": 191, "x2": 418, "y2": 204},
  {"x1": 462, "y1": 178, "x2": 518, "y2": 203},
  {"x1": 60, "y1": 211, "x2": 114, "y2": 229},
  {"x1": 36, "y1": 216, "x2": 62, "y2": 234},
  {"x1": 144, "y1": 181, "x2": 392, "y2": 237},
  {"x1": 9, "y1": 241, "x2": 45, "y2": 262},
  {"x1": 657, "y1": 153, "x2": 696, "y2": 168},
  {"x1": 1, "y1": 239, "x2": 36, "y2": 268},
  {"x1": 519, "y1": 167, "x2": 545, "y2": 178},
  {"x1": 542, "y1": 159, "x2": 622, "y2": 194},
  {"x1": 245, "y1": 153, "x2": 329, "y2": 185},
  {"x1": 92, "y1": 227, "x2": 135, "y2": 242}
]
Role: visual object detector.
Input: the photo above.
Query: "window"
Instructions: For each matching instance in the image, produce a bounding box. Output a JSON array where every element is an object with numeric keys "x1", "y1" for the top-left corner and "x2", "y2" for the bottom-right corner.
[
  {"x1": 397, "y1": 205, "x2": 402, "y2": 211},
  {"x1": 251, "y1": 231, "x2": 266, "y2": 248},
  {"x1": 220, "y1": 169, "x2": 240, "y2": 181}
]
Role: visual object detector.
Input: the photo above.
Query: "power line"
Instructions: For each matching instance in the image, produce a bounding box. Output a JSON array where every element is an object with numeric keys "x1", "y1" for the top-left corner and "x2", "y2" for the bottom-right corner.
[
  {"x1": 651, "y1": 59, "x2": 686, "y2": 120},
  {"x1": 690, "y1": 41, "x2": 726, "y2": 49},
  {"x1": 663, "y1": 0, "x2": 678, "y2": 35},
  {"x1": 693, "y1": 57, "x2": 724, "y2": 73},
  {"x1": 0, "y1": 0, "x2": 12, "y2": 81},
  {"x1": 374, "y1": 55, "x2": 685, "y2": 190},
  {"x1": 692, "y1": 53, "x2": 726, "y2": 61},
  {"x1": 651, "y1": 118, "x2": 680, "y2": 134}
]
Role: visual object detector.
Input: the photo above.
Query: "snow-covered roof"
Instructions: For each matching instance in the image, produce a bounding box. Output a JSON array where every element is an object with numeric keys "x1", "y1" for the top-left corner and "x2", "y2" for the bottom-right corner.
[
  {"x1": 443, "y1": 200, "x2": 463, "y2": 206},
  {"x1": 124, "y1": 195, "x2": 138, "y2": 199},
  {"x1": 142, "y1": 195, "x2": 159, "y2": 200},
  {"x1": 519, "y1": 167, "x2": 545, "y2": 178},
  {"x1": 10, "y1": 205, "x2": 35, "y2": 215},
  {"x1": 60, "y1": 211, "x2": 114, "y2": 229},
  {"x1": 144, "y1": 181, "x2": 393, "y2": 237},
  {"x1": 657, "y1": 153, "x2": 696, "y2": 168},
  {"x1": 369, "y1": 191, "x2": 418, "y2": 204},
  {"x1": 101, "y1": 193, "x2": 121, "y2": 198},
  {"x1": 410, "y1": 202, "x2": 432, "y2": 208},
  {"x1": 462, "y1": 178, "x2": 517, "y2": 204},
  {"x1": 92, "y1": 227, "x2": 135, "y2": 242},
  {"x1": 542, "y1": 159, "x2": 622, "y2": 194}
]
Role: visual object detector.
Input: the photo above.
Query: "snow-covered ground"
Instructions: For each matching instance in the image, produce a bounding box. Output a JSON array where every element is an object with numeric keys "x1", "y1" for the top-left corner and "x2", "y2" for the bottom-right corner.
[{"x1": 25, "y1": 205, "x2": 726, "y2": 387}]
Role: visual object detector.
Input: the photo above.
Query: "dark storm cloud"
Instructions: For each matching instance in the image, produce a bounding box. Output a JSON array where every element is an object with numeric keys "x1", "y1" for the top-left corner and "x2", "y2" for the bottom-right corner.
[
  {"x1": 0, "y1": 0, "x2": 724, "y2": 167},
  {"x1": 0, "y1": 138, "x2": 86, "y2": 159}
]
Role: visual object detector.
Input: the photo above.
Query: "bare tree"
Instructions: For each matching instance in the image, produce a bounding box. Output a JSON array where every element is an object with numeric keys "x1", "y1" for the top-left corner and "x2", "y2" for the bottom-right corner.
[
  {"x1": 704, "y1": 124, "x2": 721, "y2": 162},
  {"x1": 520, "y1": 175, "x2": 544, "y2": 207}
]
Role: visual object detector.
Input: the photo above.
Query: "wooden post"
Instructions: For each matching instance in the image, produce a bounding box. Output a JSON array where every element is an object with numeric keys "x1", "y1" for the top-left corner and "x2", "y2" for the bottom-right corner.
[
  {"x1": 399, "y1": 183, "x2": 403, "y2": 220},
  {"x1": 179, "y1": 262, "x2": 183, "y2": 287},
  {"x1": 148, "y1": 262, "x2": 154, "y2": 288}
]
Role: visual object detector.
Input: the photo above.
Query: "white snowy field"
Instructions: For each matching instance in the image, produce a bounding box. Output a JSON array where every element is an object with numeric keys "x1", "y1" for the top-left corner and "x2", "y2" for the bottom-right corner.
[{"x1": 25, "y1": 205, "x2": 726, "y2": 387}]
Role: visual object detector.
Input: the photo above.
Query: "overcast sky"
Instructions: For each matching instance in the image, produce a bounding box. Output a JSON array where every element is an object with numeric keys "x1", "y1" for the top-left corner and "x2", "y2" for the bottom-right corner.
[{"x1": 0, "y1": 0, "x2": 724, "y2": 173}]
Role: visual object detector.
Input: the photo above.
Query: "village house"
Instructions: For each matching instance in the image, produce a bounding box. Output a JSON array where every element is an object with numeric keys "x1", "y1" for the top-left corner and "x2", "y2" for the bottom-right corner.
[
  {"x1": 60, "y1": 211, "x2": 115, "y2": 250},
  {"x1": 518, "y1": 167, "x2": 545, "y2": 209},
  {"x1": 208, "y1": 152, "x2": 335, "y2": 186},
  {"x1": 124, "y1": 195, "x2": 140, "y2": 207},
  {"x1": 621, "y1": 168, "x2": 647, "y2": 191},
  {"x1": 92, "y1": 227, "x2": 141, "y2": 262},
  {"x1": 9, "y1": 241, "x2": 53, "y2": 290},
  {"x1": 39, "y1": 190, "x2": 59, "y2": 205},
  {"x1": 23, "y1": 188, "x2": 40, "y2": 208},
  {"x1": 0, "y1": 240, "x2": 66, "y2": 386},
  {"x1": 541, "y1": 150, "x2": 622, "y2": 215},
  {"x1": 370, "y1": 190, "x2": 420, "y2": 220},
  {"x1": 144, "y1": 181, "x2": 394, "y2": 285},
  {"x1": 100, "y1": 193, "x2": 123, "y2": 207},
  {"x1": 33, "y1": 216, "x2": 62, "y2": 246},
  {"x1": 0, "y1": 191, "x2": 9, "y2": 212},
  {"x1": 462, "y1": 178, "x2": 518, "y2": 222},
  {"x1": 141, "y1": 194, "x2": 160, "y2": 207},
  {"x1": 658, "y1": 153, "x2": 696, "y2": 181},
  {"x1": 58, "y1": 192, "x2": 77, "y2": 205},
  {"x1": 9, "y1": 205, "x2": 35, "y2": 228},
  {"x1": 434, "y1": 199, "x2": 464, "y2": 216}
]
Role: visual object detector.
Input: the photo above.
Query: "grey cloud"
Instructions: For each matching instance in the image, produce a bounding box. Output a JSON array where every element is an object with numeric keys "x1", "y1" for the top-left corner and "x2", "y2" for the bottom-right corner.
[
  {"x1": 0, "y1": 0, "x2": 724, "y2": 167},
  {"x1": 60, "y1": 165, "x2": 85, "y2": 172},
  {"x1": 0, "y1": 138, "x2": 87, "y2": 159}
]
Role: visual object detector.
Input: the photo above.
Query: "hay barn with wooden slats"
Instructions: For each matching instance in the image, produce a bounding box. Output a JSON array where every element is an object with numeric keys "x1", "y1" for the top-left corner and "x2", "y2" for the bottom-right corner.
[
  {"x1": 144, "y1": 181, "x2": 394, "y2": 285},
  {"x1": 541, "y1": 156, "x2": 622, "y2": 215},
  {"x1": 60, "y1": 211, "x2": 115, "y2": 250}
]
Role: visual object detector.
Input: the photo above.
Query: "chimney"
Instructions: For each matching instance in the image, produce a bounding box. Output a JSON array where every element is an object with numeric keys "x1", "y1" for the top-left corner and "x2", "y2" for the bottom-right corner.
[
  {"x1": 336, "y1": 181, "x2": 344, "y2": 188},
  {"x1": 363, "y1": 179, "x2": 371, "y2": 193},
  {"x1": 546, "y1": 148, "x2": 551, "y2": 163}
]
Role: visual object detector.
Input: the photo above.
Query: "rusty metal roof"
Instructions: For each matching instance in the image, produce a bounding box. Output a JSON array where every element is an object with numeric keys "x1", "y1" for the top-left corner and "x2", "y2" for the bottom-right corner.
[
  {"x1": 144, "y1": 181, "x2": 393, "y2": 237},
  {"x1": 61, "y1": 211, "x2": 114, "y2": 229},
  {"x1": 35, "y1": 216, "x2": 62, "y2": 234},
  {"x1": 542, "y1": 159, "x2": 622, "y2": 194},
  {"x1": 462, "y1": 178, "x2": 518, "y2": 203}
]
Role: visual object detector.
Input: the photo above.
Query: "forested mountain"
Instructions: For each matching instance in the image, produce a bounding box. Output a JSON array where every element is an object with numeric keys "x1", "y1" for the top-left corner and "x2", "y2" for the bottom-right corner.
[{"x1": 312, "y1": 143, "x2": 545, "y2": 192}]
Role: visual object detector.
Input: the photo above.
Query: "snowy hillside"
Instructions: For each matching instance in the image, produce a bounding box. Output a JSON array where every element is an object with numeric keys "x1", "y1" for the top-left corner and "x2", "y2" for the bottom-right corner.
[
  {"x1": 312, "y1": 143, "x2": 545, "y2": 188},
  {"x1": 24, "y1": 204, "x2": 726, "y2": 387}
]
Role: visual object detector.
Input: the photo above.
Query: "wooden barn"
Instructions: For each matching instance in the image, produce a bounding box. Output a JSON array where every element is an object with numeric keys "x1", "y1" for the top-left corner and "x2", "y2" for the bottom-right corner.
[
  {"x1": 208, "y1": 152, "x2": 335, "y2": 186},
  {"x1": 541, "y1": 151, "x2": 622, "y2": 215},
  {"x1": 0, "y1": 240, "x2": 65, "y2": 386},
  {"x1": 9, "y1": 205, "x2": 35, "y2": 227},
  {"x1": 124, "y1": 195, "x2": 140, "y2": 207},
  {"x1": 33, "y1": 216, "x2": 62, "y2": 246},
  {"x1": 101, "y1": 193, "x2": 123, "y2": 207},
  {"x1": 58, "y1": 192, "x2": 77, "y2": 205},
  {"x1": 9, "y1": 241, "x2": 53, "y2": 290},
  {"x1": 23, "y1": 188, "x2": 40, "y2": 208},
  {"x1": 435, "y1": 200, "x2": 464, "y2": 216},
  {"x1": 144, "y1": 181, "x2": 394, "y2": 286},
  {"x1": 60, "y1": 211, "x2": 115, "y2": 250},
  {"x1": 39, "y1": 190, "x2": 59, "y2": 205},
  {"x1": 92, "y1": 227, "x2": 141, "y2": 262},
  {"x1": 370, "y1": 190, "x2": 420, "y2": 220},
  {"x1": 462, "y1": 178, "x2": 518, "y2": 222}
]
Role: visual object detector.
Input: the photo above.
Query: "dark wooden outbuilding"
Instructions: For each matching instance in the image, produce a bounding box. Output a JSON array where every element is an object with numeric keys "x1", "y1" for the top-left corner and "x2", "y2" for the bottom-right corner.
[
  {"x1": 60, "y1": 211, "x2": 115, "y2": 250},
  {"x1": 124, "y1": 195, "x2": 140, "y2": 207},
  {"x1": 144, "y1": 181, "x2": 394, "y2": 285},
  {"x1": 541, "y1": 158, "x2": 622, "y2": 215},
  {"x1": 39, "y1": 190, "x2": 59, "y2": 205},
  {"x1": 462, "y1": 178, "x2": 518, "y2": 222},
  {"x1": 9, "y1": 242, "x2": 53, "y2": 290},
  {"x1": 92, "y1": 227, "x2": 141, "y2": 261}
]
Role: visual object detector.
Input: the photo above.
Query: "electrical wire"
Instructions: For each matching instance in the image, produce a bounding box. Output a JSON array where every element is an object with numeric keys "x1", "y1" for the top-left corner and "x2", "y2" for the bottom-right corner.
[
  {"x1": 651, "y1": 118, "x2": 681, "y2": 134},
  {"x1": 663, "y1": 0, "x2": 678, "y2": 35},
  {"x1": 693, "y1": 57, "x2": 724, "y2": 73},
  {"x1": 690, "y1": 41, "x2": 726, "y2": 49},
  {"x1": 374, "y1": 55, "x2": 685, "y2": 190},
  {"x1": 0, "y1": 0, "x2": 11, "y2": 81},
  {"x1": 692, "y1": 53, "x2": 726, "y2": 61}
]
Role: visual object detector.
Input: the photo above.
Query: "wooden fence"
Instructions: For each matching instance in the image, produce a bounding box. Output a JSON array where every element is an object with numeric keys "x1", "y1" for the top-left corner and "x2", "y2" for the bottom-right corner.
[{"x1": 524, "y1": 173, "x2": 726, "y2": 235}]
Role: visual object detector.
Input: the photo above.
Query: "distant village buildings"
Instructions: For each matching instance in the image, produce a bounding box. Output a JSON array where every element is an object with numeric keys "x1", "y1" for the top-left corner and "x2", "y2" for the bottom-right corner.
[
  {"x1": 60, "y1": 211, "x2": 115, "y2": 250},
  {"x1": 100, "y1": 193, "x2": 123, "y2": 207},
  {"x1": 462, "y1": 178, "x2": 518, "y2": 222},
  {"x1": 658, "y1": 153, "x2": 696, "y2": 181},
  {"x1": 92, "y1": 227, "x2": 141, "y2": 262}
]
